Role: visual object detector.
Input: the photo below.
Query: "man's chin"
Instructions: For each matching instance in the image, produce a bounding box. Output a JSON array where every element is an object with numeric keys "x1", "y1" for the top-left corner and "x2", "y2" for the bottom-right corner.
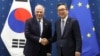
[
  {"x1": 37, "y1": 17, "x2": 42, "y2": 19},
  {"x1": 60, "y1": 16, "x2": 65, "y2": 19}
]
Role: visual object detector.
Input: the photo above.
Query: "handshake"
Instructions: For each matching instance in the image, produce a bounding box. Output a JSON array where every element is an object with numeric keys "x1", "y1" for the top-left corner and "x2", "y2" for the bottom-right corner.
[{"x1": 39, "y1": 38, "x2": 49, "y2": 46}]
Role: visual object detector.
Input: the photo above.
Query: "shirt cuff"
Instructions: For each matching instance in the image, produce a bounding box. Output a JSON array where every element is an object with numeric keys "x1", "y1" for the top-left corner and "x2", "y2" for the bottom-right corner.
[{"x1": 39, "y1": 38, "x2": 42, "y2": 43}]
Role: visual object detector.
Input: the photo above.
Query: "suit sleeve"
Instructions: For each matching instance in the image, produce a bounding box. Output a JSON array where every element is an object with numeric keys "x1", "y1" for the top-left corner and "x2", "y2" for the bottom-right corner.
[
  {"x1": 24, "y1": 19, "x2": 40, "y2": 43},
  {"x1": 49, "y1": 22, "x2": 57, "y2": 43},
  {"x1": 46, "y1": 21, "x2": 52, "y2": 53},
  {"x1": 72, "y1": 20, "x2": 82, "y2": 53},
  {"x1": 49, "y1": 22, "x2": 52, "y2": 38},
  {"x1": 47, "y1": 22, "x2": 52, "y2": 41}
]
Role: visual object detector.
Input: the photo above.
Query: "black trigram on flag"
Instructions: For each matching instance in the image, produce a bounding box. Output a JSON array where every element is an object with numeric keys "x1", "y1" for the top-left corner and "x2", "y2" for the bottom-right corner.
[{"x1": 12, "y1": 39, "x2": 25, "y2": 48}]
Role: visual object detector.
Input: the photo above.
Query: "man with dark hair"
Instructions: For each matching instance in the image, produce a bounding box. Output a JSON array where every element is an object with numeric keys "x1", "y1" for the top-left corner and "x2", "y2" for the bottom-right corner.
[{"x1": 52, "y1": 3, "x2": 82, "y2": 56}]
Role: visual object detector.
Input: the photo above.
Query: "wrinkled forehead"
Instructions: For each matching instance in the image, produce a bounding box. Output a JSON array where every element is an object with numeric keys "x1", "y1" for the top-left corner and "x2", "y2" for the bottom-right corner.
[
  {"x1": 36, "y1": 7, "x2": 43, "y2": 11},
  {"x1": 35, "y1": 5, "x2": 44, "y2": 12}
]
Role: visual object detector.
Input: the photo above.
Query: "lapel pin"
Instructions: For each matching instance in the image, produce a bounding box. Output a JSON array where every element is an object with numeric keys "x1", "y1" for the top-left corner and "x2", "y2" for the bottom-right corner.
[{"x1": 45, "y1": 23, "x2": 47, "y2": 26}]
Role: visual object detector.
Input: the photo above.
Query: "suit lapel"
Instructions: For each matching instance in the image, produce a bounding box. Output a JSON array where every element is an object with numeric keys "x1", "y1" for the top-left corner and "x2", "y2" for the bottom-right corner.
[
  {"x1": 33, "y1": 18, "x2": 40, "y2": 36},
  {"x1": 57, "y1": 20, "x2": 62, "y2": 38},
  {"x1": 42, "y1": 19, "x2": 47, "y2": 36},
  {"x1": 62, "y1": 18, "x2": 70, "y2": 37},
  {"x1": 43, "y1": 20, "x2": 46, "y2": 33}
]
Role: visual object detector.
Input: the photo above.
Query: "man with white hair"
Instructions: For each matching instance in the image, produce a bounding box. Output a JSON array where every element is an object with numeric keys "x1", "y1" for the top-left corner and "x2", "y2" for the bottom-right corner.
[{"x1": 24, "y1": 4, "x2": 52, "y2": 56}]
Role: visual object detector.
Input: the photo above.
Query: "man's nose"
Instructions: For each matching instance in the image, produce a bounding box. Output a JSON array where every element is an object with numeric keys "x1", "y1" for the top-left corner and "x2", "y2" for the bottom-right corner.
[{"x1": 38, "y1": 12, "x2": 41, "y2": 14}]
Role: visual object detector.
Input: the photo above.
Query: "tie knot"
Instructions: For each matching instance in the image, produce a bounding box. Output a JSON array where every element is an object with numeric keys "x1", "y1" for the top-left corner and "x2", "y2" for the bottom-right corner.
[
  {"x1": 62, "y1": 20, "x2": 64, "y2": 23},
  {"x1": 38, "y1": 20, "x2": 41, "y2": 22}
]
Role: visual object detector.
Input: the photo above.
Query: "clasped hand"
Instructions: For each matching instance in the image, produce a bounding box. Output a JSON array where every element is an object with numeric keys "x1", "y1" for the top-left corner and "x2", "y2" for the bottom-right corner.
[{"x1": 40, "y1": 38, "x2": 48, "y2": 46}]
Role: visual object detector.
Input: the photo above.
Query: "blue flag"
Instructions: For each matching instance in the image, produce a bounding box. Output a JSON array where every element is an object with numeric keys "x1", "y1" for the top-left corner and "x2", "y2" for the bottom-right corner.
[{"x1": 69, "y1": 0, "x2": 99, "y2": 56}]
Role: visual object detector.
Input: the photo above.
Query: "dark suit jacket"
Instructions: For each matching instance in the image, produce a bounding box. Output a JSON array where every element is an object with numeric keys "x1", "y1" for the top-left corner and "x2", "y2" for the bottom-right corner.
[
  {"x1": 53, "y1": 17, "x2": 82, "y2": 56},
  {"x1": 23, "y1": 17, "x2": 52, "y2": 56}
]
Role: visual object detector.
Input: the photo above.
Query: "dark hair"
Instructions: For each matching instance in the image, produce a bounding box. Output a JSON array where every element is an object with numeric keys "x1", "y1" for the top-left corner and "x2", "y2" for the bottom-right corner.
[{"x1": 57, "y1": 3, "x2": 68, "y2": 10}]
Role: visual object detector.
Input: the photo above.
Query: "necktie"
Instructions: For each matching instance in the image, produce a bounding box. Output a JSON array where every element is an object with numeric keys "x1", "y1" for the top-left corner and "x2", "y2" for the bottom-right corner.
[
  {"x1": 38, "y1": 20, "x2": 41, "y2": 35},
  {"x1": 61, "y1": 20, "x2": 64, "y2": 35}
]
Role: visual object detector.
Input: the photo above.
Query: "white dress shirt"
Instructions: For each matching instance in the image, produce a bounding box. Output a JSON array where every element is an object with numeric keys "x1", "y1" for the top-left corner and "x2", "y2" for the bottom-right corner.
[{"x1": 61, "y1": 15, "x2": 68, "y2": 29}]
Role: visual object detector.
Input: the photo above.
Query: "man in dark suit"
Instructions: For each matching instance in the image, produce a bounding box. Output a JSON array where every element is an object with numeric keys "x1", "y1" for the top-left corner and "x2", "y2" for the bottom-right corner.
[
  {"x1": 52, "y1": 3, "x2": 82, "y2": 56},
  {"x1": 24, "y1": 4, "x2": 52, "y2": 56}
]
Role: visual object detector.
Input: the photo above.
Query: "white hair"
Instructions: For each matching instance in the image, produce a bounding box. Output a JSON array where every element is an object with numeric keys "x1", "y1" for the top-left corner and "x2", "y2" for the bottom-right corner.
[{"x1": 34, "y1": 4, "x2": 45, "y2": 13}]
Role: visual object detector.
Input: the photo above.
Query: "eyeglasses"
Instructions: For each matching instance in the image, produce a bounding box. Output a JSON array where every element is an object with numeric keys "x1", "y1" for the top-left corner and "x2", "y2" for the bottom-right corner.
[{"x1": 58, "y1": 9, "x2": 66, "y2": 11}]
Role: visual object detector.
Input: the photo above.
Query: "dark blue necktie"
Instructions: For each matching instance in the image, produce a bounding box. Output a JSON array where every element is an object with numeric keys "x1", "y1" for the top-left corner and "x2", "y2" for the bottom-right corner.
[{"x1": 38, "y1": 20, "x2": 41, "y2": 35}]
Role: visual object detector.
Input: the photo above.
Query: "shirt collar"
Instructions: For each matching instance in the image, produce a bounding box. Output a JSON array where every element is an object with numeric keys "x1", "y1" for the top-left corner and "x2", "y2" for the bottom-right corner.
[
  {"x1": 61, "y1": 15, "x2": 68, "y2": 22},
  {"x1": 37, "y1": 18, "x2": 43, "y2": 22}
]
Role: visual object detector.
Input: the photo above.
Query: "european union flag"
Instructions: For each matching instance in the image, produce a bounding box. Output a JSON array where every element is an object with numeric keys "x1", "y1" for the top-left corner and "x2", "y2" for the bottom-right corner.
[{"x1": 69, "y1": 0, "x2": 99, "y2": 56}]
